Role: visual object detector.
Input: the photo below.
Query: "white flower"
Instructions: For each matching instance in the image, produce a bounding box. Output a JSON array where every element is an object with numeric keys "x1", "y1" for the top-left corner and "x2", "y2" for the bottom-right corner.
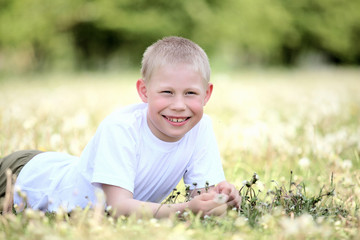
[
  {"x1": 213, "y1": 193, "x2": 229, "y2": 204},
  {"x1": 298, "y1": 157, "x2": 310, "y2": 168},
  {"x1": 23, "y1": 117, "x2": 37, "y2": 130},
  {"x1": 342, "y1": 159, "x2": 352, "y2": 169},
  {"x1": 24, "y1": 208, "x2": 36, "y2": 218},
  {"x1": 14, "y1": 185, "x2": 22, "y2": 193},
  {"x1": 234, "y1": 217, "x2": 248, "y2": 227},
  {"x1": 50, "y1": 133, "x2": 62, "y2": 148},
  {"x1": 149, "y1": 218, "x2": 160, "y2": 227},
  {"x1": 242, "y1": 180, "x2": 249, "y2": 186},
  {"x1": 280, "y1": 214, "x2": 315, "y2": 236},
  {"x1": 105, "y1": 206, "x2": 112, "y2": 212},
  {"x1": 150, "y1": 218, "x2": 158, "y2": 224}
]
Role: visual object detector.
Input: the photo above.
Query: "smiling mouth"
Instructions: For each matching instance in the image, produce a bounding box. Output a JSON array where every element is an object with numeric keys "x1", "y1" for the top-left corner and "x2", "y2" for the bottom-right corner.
[{"x1": 163, "y1": 116, "x2": 190, "y2": 123}]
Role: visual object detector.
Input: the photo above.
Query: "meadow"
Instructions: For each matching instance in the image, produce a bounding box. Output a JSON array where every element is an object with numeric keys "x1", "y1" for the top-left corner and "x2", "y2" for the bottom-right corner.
[{"x1": 1, "y1": 68, "x2": 360, "y2": 239}]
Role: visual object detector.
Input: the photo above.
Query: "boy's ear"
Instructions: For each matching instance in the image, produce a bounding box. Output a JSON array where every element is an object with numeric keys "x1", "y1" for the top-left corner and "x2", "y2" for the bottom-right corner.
[
  {"x1": 203, "y1": 83, "x2": 213, "y2": 105},
  {"x1": 136, "y1": 79, "x2": 148, "y2": 103}
]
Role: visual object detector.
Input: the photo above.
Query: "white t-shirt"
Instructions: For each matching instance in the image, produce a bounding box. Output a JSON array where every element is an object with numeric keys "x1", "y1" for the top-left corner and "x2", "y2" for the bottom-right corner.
[{"x1": 14, "y1": 103, "x2": 225, "y2": 211}]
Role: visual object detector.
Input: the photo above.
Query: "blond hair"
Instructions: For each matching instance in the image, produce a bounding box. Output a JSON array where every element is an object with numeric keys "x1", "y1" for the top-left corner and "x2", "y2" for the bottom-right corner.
[{"x1": 141, "y1": 36, "x2": 210, "y2": 83}]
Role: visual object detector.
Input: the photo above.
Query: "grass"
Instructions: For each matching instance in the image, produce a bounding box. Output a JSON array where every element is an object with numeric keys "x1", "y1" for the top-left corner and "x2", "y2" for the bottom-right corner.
[{"x1": 1, "y1": 68, "x2": 360, "y2": 239}]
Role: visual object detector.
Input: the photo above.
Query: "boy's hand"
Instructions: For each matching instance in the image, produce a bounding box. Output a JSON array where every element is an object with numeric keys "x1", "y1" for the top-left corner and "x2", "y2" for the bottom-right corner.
[
  {"x1": 187, "y1": 192, "x2": 227, "y2": 217},
  {"x1": 211, "y1": 181, "x2": 240, "y2": 208}
]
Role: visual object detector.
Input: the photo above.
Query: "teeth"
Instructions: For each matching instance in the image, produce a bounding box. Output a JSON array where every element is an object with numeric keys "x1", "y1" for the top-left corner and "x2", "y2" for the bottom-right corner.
[{"x1": 168, "y1": 117, "x2": 187, "y2": 123}]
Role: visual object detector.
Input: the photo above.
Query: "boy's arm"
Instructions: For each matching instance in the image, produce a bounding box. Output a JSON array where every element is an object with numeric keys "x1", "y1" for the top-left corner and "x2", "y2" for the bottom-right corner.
[
  {"x1": 102, "y1": 184, "x2": 227, "y2": 218},
  {"x1": 189, "y1": 181, "x2": 241, "y2": 208}
]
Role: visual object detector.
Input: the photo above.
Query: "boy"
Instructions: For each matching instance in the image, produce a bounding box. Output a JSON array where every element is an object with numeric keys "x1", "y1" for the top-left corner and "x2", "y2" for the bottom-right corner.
[{"x1": 0, "y1": 36, "x2": 240, "y2": 217}]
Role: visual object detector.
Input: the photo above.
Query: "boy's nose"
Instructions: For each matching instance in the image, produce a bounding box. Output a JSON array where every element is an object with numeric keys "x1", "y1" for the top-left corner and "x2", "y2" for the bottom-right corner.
[{"x1": 171, "y1": 96, "x2": 186, "y2": 111}]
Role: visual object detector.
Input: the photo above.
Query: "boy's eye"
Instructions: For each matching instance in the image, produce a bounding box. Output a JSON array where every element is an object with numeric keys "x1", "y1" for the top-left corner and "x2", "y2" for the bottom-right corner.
[
  {"x1": 186, "y1": 91, "x2": 197, "y2": 95},
  {"x1": 161, "y1": 91, "x2": 172, "y2": 94}
]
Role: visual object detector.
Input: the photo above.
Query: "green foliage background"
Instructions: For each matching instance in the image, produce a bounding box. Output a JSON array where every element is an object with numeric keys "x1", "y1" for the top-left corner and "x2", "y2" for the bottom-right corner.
[{"x1": 0, "y1": 0, "x2": 359, "y2": 73}]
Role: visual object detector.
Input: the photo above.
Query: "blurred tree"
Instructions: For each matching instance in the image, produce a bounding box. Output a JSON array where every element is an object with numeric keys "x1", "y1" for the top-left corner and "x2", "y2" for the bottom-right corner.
[
  {"x1": 0, "y1": 0, "x2": 359, "y2": 73},
  {"x1": 280, "y1": 0, "x2": 360, "y2": 65},
  {"x1": 199, "y1": 0, "x2": 295, "y2": 67}
]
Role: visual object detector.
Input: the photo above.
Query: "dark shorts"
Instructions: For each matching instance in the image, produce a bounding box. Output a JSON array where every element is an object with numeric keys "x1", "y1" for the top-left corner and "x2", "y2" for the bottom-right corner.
[{"x1": 0, "y1": 150, "x2": 43, "y2": 200}]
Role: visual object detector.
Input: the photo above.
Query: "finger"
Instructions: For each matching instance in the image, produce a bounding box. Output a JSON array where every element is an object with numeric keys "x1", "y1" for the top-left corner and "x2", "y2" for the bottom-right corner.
[
  {"x1": 226, "y1": 199, "x2": 238, "y2": 207},
  {"x1": 207, "y1": 188, "x2": 218, "y2": 194},
  {"x1": 225, "y1": 192, "x2": 235, "y2": 202},
  {"x1": 206, "y1": 203, "x2": 227, "y2": 216},
  {"x1": 210, "y1": 185, "x2": 220, "y2": 194},
  {"x1": 220, "y1": 187, "x2": 231, "y2": 195},
  {"x1": 200, "y1": 193, "x2": 229, "y2": 211},
  {"x1": 227, "y1": 195, "x2": 241, "y2": 208},
  {"x1": 227, "y1": 187, "x2": 238, "y2": 201},
  {"x1": 217, "y1": 182, "x2": 235, "y2": 196},
  {"x1": 214, "y1": 181, "x2": 226, "y2": 192},
  {"x1": 197, "y1": 192, "x2": 217, "y2": 201}
]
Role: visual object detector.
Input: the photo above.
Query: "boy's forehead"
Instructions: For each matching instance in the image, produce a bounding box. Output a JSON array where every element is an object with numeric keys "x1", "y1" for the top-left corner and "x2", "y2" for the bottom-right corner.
[
  {"x1": 156, "y1": 63, "x2": 197, "y2": 73},
  {"x1": 148, "y1": 63, "x2": 207, "y2": 82},
  {"x1": 148, "y1": 77, "x2": 209, "y2": 92}
]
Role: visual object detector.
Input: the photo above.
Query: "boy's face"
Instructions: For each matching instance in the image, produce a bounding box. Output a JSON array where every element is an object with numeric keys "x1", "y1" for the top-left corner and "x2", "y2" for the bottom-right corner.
[{"x1": 137, "y1": 63, "x2": 213, "y2": 142}]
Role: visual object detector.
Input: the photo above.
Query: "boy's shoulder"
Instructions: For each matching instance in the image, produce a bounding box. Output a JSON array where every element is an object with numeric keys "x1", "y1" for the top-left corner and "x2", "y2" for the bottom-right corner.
[
  {"x1": 201, "y1": 113, "x2": 211, "y2": 123},
  {"x1": 197, "y1": 113, "x2": 215, "y2": 136},
  {"x1": 100, "y1": 103, "x2": 147, "y2": 131},
  {"x1": 106, "y1": 103, "x2": 146, "y2": 121}
]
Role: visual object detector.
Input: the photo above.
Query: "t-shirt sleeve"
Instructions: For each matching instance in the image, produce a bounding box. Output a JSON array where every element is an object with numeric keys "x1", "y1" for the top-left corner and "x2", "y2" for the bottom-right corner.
[
  {"x1": 90, "y1": 120, "x2": 138, "y2": 194},
  {"x1": 183, "y1": 116, "x2": 225, "y2": 189}
]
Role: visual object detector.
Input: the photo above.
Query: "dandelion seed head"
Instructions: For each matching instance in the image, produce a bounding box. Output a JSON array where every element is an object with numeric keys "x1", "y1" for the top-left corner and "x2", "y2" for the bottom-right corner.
[
  {"x1": 24, "y1": 208, "x2": 36, "y2": 218},
  {"x1": 341, "y1": 159, "x2": 352, "y2": 169},
  {"x1": 50, "y1": 133, "x2": 62, "y2": 148},
  {"x1": 19, "y1": 191, "x2": 27, "y2": 199},
  {"x1": 150, "y1": 218, "x2": 158, "y2": 224},
  {"x1": 15, "y1": 185, "x2": 21, "y2": 193},
  {"x1": 234, "y1": 217, "x2": 248, "y2": 227},
  {"x1": 23, "y1": 117, "x2": 37, "y2": 130},
  {"x1": 343, "y1": 177, "x2": 352, "y2": 186},
  {"x1": 106, "y1": 206, "x2": 112, "y2": 212},
  {"x1": 280, "y1": 214, "x2": 315, "y2": 236},
  {"x1": 298, "y1": 157, "x2": 310, "y2": 168},
  {"x1": 213, "y1": 193, "x2": 229, "y2": 204}
]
